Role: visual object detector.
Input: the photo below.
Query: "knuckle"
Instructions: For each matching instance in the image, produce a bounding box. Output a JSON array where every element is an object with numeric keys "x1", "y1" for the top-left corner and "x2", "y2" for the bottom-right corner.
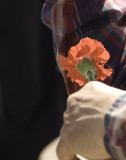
[
  {"x1": 67, "y1": 94, "x2": 76, "y2": 106},
  {"x1": 84, "y1": 81, "x2": 96, "y2": 88},
  {"x1": 82, "y1": 81, "x2": 101, "y2": 92}
]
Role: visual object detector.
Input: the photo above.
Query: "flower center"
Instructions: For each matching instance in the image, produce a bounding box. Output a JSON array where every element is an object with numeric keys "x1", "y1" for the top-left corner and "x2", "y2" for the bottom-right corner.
[{"x1": 76, "y1": 57, "x2": 97, "y2": 81}]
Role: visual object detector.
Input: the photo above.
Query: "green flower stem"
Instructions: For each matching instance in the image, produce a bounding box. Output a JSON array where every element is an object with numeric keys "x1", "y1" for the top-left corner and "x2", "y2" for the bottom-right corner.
[{"x1": 76, "y1": 57, "x2": 97, "y2": 81}]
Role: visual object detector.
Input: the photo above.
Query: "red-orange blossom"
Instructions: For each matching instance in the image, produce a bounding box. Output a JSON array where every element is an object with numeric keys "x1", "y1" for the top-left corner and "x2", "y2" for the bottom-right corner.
[{"x1": 58, "y1": 37, "x2": 113, "y2": 86}]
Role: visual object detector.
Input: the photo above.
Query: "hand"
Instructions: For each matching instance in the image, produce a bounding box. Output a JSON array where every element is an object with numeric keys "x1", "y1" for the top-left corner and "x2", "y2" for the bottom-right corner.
[{"x1": 56, "y1": 81, "x2": 126, "y2": 160}]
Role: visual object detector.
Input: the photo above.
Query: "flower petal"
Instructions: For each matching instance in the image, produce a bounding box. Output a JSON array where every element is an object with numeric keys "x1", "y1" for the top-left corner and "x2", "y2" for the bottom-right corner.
[
  {"x1": 97, "y1": 50, "x2": 110, "y2": 63},
  {"x1": 96, "y1": 64, "x2": 113, "y2": 81},
  {"x1": 66, "y1": 67, "x2": 87, "y2": 86},
  {"x1": 76, "y1": 44, "x2": 91, "y2": 59},
  {"x1": 90, "y1": 45, "x2": 110, "y2": 64},
  {"x1": 58, "y1": 54, "x2": 75, "y2": 68},
  {"x1": 68, "y1": 47, "x2": 78, "y2": 64}
]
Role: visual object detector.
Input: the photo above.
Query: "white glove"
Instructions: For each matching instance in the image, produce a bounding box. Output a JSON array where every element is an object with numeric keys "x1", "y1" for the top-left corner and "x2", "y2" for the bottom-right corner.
[{"x1": 56, "y1": 81, "x2": 126, "y2": 160}]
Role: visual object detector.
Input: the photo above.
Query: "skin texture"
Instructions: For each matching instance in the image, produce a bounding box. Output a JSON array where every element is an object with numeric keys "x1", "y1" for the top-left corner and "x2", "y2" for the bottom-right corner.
[{"x1": 56, "y1": 81, "x2": 126, "y2": 160}]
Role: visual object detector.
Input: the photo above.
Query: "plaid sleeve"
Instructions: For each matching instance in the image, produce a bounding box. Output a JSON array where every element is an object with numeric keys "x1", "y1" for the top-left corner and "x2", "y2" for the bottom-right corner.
[
  {"x1": 41, "y1": 0, "x2": 126, "y2": 94},
  {"x1": 104, "y1": 94, "x2": 126, "y2": 160},
  {"x1": 42, "y1": 0, "x2": 126, "y2": 55}
]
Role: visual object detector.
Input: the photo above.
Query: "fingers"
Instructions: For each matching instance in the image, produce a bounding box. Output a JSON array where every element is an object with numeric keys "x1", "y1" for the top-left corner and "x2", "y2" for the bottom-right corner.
[{"x1": 67, "y1": 81, "x2": 126, "y2": 112}]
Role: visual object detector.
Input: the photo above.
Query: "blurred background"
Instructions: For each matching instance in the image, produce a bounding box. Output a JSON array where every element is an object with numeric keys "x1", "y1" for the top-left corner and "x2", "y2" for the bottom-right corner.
[{"x1": 0, "y1": 0, "x2": 67, "y2": 159}]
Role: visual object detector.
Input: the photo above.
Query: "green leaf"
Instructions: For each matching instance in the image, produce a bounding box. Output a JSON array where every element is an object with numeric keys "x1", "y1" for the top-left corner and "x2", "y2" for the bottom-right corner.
[{"x1": 76, "y1": 57, "x2": 97, "y2": 81}]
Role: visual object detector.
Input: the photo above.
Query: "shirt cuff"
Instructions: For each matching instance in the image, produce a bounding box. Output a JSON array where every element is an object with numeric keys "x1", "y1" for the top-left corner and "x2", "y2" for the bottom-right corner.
[{"x1": 104, "y1": 94, "x2": 126, "y2": 160}]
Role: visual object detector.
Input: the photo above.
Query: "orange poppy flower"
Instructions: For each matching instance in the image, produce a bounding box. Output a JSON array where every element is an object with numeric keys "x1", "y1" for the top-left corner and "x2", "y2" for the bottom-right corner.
[{"x1": 58, "y1": 37, "x2": 113, "y2": 86}]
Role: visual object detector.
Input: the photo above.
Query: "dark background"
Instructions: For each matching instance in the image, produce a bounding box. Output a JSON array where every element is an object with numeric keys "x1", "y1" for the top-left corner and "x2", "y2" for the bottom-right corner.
[{"x1": 0, "y1": 0, "x2": 67, "y2": 159}]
